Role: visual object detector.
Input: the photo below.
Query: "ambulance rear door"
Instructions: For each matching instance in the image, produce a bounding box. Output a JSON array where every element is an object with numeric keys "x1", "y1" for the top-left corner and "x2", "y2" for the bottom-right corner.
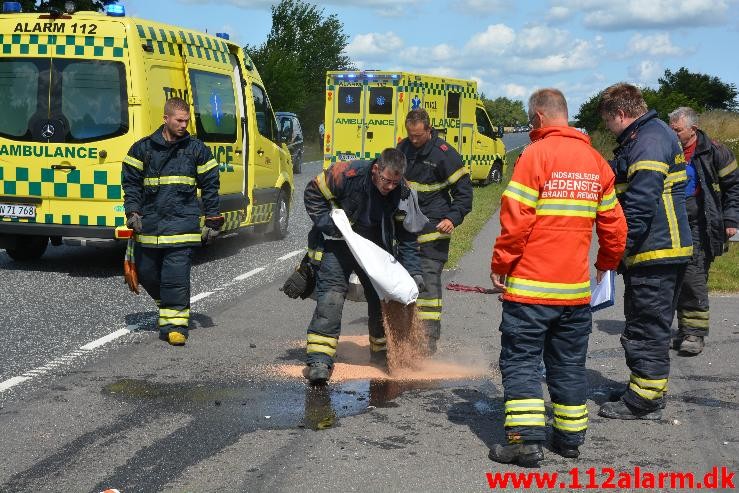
[{"x1": 361, "y1": 74, "x2": 397, "y2": 160}]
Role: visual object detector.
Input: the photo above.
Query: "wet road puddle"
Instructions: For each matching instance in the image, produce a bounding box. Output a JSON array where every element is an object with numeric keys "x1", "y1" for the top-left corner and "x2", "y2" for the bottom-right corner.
[{"x1": 104, "y1": 376, "x2": 487, "y2": 431}]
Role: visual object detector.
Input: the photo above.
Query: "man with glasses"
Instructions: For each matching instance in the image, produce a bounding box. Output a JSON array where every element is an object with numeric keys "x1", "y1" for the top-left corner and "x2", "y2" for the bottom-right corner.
[
  {"x1": 397, "y1": 108, "x2": 473, "y2": 355},
  {"x1": 668, "y1": 107, "x2": 739, "y2": 355},
  {"x1": 302, "y1": 148, "x2": 423, "y2": 384}
]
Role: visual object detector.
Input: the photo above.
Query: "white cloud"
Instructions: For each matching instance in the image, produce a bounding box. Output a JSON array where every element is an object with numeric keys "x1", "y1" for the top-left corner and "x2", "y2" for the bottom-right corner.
[
  {"x1": 346, "y1": 32, "x2": 404, "y2": 58},
  {"x1": 578, "y1": 0, "x2": 729, "y2": 30},
  {"x1": 464, "y1": 24, "x2": 516, "y2": 55},
  {"x1": 547, "y1": 5, "x2": 572, "y2": 21},
  {"x1": 627, "y1": 33, "x2": 682, "y2": 56},
  {"x1": 502, "y1": 83, "x2": 528, "y2": 99},
  {"x1": 176, "y1": 0, "x2": 419, "y2": 15},
  {"x1": 628, "y1": 60, "x2": 664, "y2": 85},
  {"x1": 515, "y1": 25, "x2": 570, "y2": 56},
  {"x1": 452, "y1": 0, "x2": 510, "y2": 15}
]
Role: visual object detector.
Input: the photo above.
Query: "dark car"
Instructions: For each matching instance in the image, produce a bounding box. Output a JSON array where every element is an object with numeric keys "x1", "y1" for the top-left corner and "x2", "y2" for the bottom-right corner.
[{"x1": 276, "y1": 111, "x2": 304, "y2": 174}]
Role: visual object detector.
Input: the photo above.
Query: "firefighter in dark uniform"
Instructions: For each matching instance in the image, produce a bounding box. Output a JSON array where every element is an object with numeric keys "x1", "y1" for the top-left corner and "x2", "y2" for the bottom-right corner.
[
  {"x1": 302, "y1": 148, "x2": 423, "y2": 384},
  {"x1": 668, "y1": 107, "x2": 739, "y2": 355},
  {"x1": 397, "y1": 108, "x2": 473, "y2": 354},
  {"x1": 122, "y1": 97, "x2": 223, "y2": 346},
  {"x1": 597, "y1": 84, "x2": 692, "y2": 420}
]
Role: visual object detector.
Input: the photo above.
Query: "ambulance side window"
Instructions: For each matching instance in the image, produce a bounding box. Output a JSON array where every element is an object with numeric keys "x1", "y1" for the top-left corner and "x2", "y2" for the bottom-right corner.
[
  {"x1": 251, "y1": 84, "x2": 278, "y2": 142},
  {"x1": 189, "y1": 70, "x2": 237, "y2": 142},
  {"x1": 475, "y1": 107, "x2": 494, "y2": 139},
  {"x1": 369, "y1": 87, "x2": 393, "y2": 115},
  {"x1": 447, "y1": 92, "x2": 460, "y2": 119},
  {"x1": 337, "y1": 87, "x2": 361, "y2": 114}
]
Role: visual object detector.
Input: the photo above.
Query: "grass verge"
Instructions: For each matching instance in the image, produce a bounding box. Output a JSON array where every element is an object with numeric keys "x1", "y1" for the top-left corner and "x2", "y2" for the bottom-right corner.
[
  {"x1": 445, "y1": 149, "x2": 521, "y2": 269},
  {"x1": 708, "y1": 242, "x2": 739, "y2": 292}
]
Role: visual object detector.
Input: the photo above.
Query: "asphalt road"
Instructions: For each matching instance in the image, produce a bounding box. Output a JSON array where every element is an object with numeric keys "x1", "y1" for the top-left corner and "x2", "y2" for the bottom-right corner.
[{"x1": 4, "y1": 133, "x2": 736, "y2": 492}]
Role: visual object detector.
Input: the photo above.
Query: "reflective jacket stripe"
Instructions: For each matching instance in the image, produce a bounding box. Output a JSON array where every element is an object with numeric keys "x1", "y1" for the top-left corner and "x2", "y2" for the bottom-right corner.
[
  {"x1": 719, "y1": 159, "x2": 737, "y2": 178},
  {"x1": 625, "y1": 245, "x2": 693, "y2": 267},
  {"x1": 197, "y1": 159, "x2": 219, "y2": 175},
  {"x1": 627, "y1": 160, "x2": 669, "y2": 178},
  {"x1": 123, "y1": 155, "x2": 144, "y2": 171},
  {"x1": 505, "y1": 276, "x2": 590, "y2": 300},
  {"x1": 406, "y1": 167, "x2": 470, "y2": 192},
  {"x1": 502, "y1": 180, "x2": 538, "y2": 208},
  {"x1": 136, "y1": 233, "x2": 201, "y2": 245},
  {"x1": 598, "y1": 191, "x2": 618, "y2": 212},
  {"x1": 417, "y1": 231, "x2": 451, "y2": 243},
  {"x1": 316, "y1": 173, "x2": 339, "y2": 208},
  {"x1": 144, "y1": 176, "x2": 197, "y2": 186},
  {"x1": 663, "y1": 190, "x2": 680, "y2": 248},
  {"x1": 617, "y1": 170, "x2": 687, "y2": 195},
  {"x1": 537, "y1": 199, "x2": 598, "y2": 218}
]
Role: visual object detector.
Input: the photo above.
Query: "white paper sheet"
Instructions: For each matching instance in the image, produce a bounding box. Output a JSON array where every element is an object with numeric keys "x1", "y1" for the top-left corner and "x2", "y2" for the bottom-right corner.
[{"x1": 590, "y1": 270, "x2": 615, "y2": 312}]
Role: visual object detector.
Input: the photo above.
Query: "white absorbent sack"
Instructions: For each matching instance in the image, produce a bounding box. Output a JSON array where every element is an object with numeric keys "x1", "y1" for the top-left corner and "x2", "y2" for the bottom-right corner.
[{"x1": 331, "y1": 208, "x2": 418, "y2": 305}]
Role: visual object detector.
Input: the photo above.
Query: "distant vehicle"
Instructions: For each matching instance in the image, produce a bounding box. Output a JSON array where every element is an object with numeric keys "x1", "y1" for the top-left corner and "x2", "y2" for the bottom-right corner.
[
  {"x1": 324, "y1": 70, "x2": 506, "y2": 185},
  {"x1": 276, "y1": 112, "x2": 304, "y2": 174}
]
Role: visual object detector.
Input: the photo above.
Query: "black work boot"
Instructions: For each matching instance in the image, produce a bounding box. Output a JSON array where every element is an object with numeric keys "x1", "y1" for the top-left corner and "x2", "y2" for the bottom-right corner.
[
  {"x1": 488, "y1": 442, "x2": 543, "y2": 467},
  {"x1": 598, "y1": 399, "x2": 662, "y2": 420},
  {"x1": 678, "y1": 335, "x2": 704, "y2": 356},
  {"x1": 306, "y1": 363, "x2": 330, "y2": 385},
  {"x1": 369, "y1": 350, "x2": 388, "y2": 367},
  {"x1": 551, "y1": 440, "x2": 580, "y2": 459}
]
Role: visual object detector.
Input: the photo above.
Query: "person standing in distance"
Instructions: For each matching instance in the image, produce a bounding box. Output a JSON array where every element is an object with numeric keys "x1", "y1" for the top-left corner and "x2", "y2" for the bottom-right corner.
[
  {"x1": 597, "y1": 83, "x2": 692, "y2": 420},
  {"x1": 668, "y1": 107, "x2": 739, "y2": 355},
  {"x1": 490, "y1": 88, "x2": 626, "y2": 466},
  {"x1": 397, "y1": 108, "x2": 473, "y2": 354},
  {"x1": 122, "y1": 97, "x2": 224, "y2": 346}
]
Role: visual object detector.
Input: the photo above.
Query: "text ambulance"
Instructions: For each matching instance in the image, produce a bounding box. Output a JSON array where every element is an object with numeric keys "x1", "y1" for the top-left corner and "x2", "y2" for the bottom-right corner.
[
  {"x1": 323, "y1": 70, "x2": 506, "y2": 184},
  {"x1": 0, "y1": 2, "x2": 293, "y2": 260}
]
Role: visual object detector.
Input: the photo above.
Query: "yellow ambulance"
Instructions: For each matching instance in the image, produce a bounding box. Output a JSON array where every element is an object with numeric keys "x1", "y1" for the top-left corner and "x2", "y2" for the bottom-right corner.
[
  {"x1": 0, "y1": 2, "x2": 293, "y2": 261},
  {"x1": 323, "y1": 70, "x2": 506, "y2": 183}
]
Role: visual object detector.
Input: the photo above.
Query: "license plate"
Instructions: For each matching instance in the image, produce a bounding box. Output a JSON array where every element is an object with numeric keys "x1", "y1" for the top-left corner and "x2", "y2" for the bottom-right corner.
[
  {"x1": 0, "y1": 203, "x2": 36, "y2": 218},
  {"x1": 337, "y1": 153, "x2": 357, "y2": 161}
]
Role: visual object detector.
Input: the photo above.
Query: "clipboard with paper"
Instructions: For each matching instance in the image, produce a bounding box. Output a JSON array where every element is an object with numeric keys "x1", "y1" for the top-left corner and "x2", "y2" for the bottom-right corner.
[{"x1": 590, "y1": 270, "x2": 615, "y2": 312}]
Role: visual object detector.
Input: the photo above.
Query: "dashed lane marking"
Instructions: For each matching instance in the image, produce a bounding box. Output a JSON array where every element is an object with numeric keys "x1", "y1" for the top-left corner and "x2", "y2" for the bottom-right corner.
[{"x1": 0, "y1": 248, "x2": 306, "y2": 394}]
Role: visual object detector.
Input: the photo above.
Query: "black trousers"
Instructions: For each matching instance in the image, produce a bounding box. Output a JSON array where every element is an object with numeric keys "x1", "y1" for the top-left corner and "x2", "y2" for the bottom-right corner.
[
  {"x1": 622, "y1": 263, "x2": 686, "y2": 411},
  {"x1": 499, "y1": 301, "x2": 591, "y2": 446},
  {"x1": 677, "y1": 197, "x2": 711, "y2": 337},
  {"x1": 306, "y1": 240, "x2": 385, "y2": 367},
  {"x1": 417, "y1": 256, "x2": 444, "y2": 342},
  {"x1": 135, "y1": 246, "x2": 193, "y2": 337}
]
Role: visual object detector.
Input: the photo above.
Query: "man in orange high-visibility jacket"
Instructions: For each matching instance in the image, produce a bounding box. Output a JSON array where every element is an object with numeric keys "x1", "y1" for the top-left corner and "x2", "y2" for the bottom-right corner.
[{"x1": 489, "y1": 88, "x2": 627, "y2": 467}]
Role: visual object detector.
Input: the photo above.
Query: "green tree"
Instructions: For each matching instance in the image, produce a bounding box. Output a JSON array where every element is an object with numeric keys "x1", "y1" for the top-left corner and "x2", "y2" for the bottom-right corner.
[
  {"x1": 642, "y1": 88, "x2": 702, "y2": 121},
  {"x1": 19, "y1": 0, "x2": 106, "y2": 12},
  {"x1": 574, "y1": 92, "x2": 603, "y2": 133},
  {"x1": 659, "y1": 67, "x2": 738, "y2": 111},
  {"x1": 246, "y1": 0, "x2": 353, "y2": 140},
  {"x1": 482, "y1": 96, "x2": 527, "y2": 126}
]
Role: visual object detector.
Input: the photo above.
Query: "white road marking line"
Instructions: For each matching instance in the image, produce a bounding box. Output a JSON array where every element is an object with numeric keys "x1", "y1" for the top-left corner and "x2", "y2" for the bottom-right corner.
[
  {"x1": 233, "y1": 267, "x2": 265, "y2": 281},
  {"x1": 0, "y1": 376, "x2": 31, "y2": 392},
  {"x1": 190, "y1": 291, "x2": 214, "y2": 303},
  {"x1": 277, "y1": 249, "x2": 304, "y2": 261},
  {"x1": 80, "y1": 328, "x2": 131, "y2": 351}
]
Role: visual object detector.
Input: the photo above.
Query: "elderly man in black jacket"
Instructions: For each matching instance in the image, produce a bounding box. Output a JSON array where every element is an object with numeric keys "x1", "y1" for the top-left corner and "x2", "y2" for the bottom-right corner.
[
  {"x1": 302, "y1": 148, "x2": 423, "y2": 384},
  {"x1": 668, "y1": 106, "x2": 739, "y2": 355}
]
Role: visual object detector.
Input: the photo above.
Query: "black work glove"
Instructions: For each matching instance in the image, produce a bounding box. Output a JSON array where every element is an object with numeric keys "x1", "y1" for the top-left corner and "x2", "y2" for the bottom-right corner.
[
  {"x1": 413, "y1": 274, "x2": 426, "y2": 293},
  {"x1": 399, "y1": 181, "x2": 411, "y2": 200},
  {"x1": 281, "y1": 256, "x2": 315, "y2": 299},
  {"x1": 126, "y1": 212, "x2": 142, "y2": 233},
  {"x1": 201, "y1": 215, "x2": 225, "y2": 245}
]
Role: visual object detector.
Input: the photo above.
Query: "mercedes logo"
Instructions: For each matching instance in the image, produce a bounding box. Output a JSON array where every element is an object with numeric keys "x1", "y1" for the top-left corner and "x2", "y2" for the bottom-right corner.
[{"x1": 41, "y1": 123, "x2": 56, "y2": 139}]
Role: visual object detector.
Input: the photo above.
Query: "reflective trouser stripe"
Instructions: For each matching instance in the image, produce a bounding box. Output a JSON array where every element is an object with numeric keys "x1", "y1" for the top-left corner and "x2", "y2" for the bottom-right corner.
[
  {"x1": 418, "y1": 311, "x2": 441, "y2": 321},
  {"x1": 417, "y1": 297, "x2": 442, "y2": 321},
  {"x1": 552, "y1": 403, "x2": 588, "y2": 432},
  {"x1": 629, "y1": 373, "x2": 668, "y2": 400},
  {"x1": 369, "y1": 336, "x2": 387, "y2": 353},
  {"x1": 416, "y1": 298, "x2": 442, "y2": 308},
  {"x1": 504, "y1": 398, "x2": 546, "y2": 427},
  {"x1": 677, "y1": 309, "x2": 709, "y2": 329},
  {"x1": 307, "y1": 248, "x2": 323, "y2": 262},
  {"x1": 159, "y1": 308, "x2": 190, "y2": 328},
  {"x1": 307, "y1": 333, "x2": 338, "y2": 357}
]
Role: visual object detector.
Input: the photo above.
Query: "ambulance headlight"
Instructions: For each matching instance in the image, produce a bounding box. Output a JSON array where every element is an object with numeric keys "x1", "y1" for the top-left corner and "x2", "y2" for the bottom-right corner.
[
  {"x1": 64, "y1": 1, "x2": 75, "y2": 13},
  {"x1": 105, "y1": 3, "x2": 125, "y2": 16},
  {"x1": 2, "y1": 1, "x2": 22, "y2": 13}
]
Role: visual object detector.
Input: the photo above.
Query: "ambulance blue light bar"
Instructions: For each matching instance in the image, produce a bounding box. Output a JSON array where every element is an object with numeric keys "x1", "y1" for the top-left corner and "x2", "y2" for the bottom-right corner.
[
  {"x1": 216, "y1": 33, "x2": 230, "y2": 40},
  {"x1": 105, "y1": 3, "x2": 125, "y2": 16},
  {"x1": 2, "y1": 2, "x2": 22, "y2": 13}
]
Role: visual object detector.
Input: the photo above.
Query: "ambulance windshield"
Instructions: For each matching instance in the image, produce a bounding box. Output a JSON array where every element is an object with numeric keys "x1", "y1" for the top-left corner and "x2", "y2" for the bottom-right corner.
[{"x1": 0, "y1": 58, "x2": 128, "y2": 143}]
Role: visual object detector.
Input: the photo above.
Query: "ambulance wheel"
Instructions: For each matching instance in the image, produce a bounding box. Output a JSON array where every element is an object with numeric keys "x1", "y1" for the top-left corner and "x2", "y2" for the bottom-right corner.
[
  {"x1": 269, "y1": 190, "x2": 289, "y2": 240},
  {"x1": 5, "y1": 235, "x2": 48, "y2": 261},
  {"x1": 487, "y1": 160, "x2": 503, "y2": 185}
]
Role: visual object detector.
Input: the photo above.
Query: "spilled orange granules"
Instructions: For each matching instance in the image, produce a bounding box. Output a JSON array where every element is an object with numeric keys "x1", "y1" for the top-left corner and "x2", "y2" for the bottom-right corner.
[
  {"x1": 381, "y1": 301, "x2": 427, "y2": 372},
  {"x1": 275, "y1": 334, "x2": 489, "y2": 382}
]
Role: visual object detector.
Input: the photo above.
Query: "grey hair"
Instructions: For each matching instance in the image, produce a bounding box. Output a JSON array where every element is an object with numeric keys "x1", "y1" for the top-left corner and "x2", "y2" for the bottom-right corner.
[
  {"x1": 528, "y1": 88, "x2": 568, "y2": 122},
  {"x1": 668, "y1": 106, "x2": 699, "y2": 128},
  {"x1": 376, "y1": 148, "x2": 407, "y2": 174}
]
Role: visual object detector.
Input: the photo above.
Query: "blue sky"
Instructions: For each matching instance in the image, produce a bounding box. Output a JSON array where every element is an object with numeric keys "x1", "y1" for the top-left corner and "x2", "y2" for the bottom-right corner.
[{"x1": 121, "y1": 0, "x2": 739, "y2": 115}]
